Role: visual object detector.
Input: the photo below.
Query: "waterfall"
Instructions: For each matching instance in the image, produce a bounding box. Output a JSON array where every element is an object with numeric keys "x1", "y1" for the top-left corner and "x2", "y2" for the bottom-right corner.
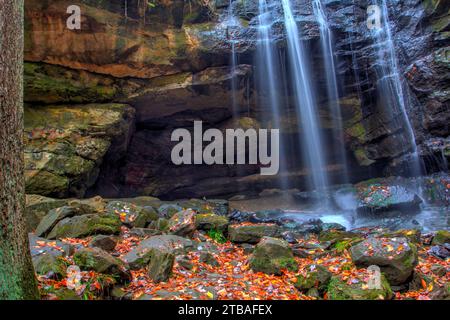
[
  {"x1": 312, "y1": 0, "x2": 349, "y2": 182},
  {"x1": 227, "y1": 0, "x2": 240, "y2": 116},
  {"x1": 256, "y1": 0, "x2": 289, "y2": 189},
  {"x1": 372, "y1": 0, "x2": 422, "y2": 176},
  {"x1": 281, "y1": 0, "x2": 329, "y2": 197}
]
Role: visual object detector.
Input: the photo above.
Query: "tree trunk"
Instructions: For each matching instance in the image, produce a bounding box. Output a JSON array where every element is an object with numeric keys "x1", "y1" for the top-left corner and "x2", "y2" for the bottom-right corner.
[{"x1": 0, "y1": 0, "x2": 40, "y2": 299}]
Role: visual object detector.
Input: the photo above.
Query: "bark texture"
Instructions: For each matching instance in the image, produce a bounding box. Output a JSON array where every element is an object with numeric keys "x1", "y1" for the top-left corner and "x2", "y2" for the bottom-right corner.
[{"x1": 0, "y1": 0, "x2": 40, "y2": 299}]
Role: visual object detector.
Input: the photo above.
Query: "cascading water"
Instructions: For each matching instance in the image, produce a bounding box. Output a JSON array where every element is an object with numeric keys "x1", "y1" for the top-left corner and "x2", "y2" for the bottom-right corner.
[
  {"x1": 226, "y1": 0, "x2": 240, "y2": 116},
  {"x1": 312, "y1": 0, "x2": 349, "y2": 182},
  {"x1": 281, "y1": 0, "x2": 329, "y2": 199},
  {"x1": 256, "y1": 0, "x2": 288, "y2": 189},
  {"x1": 371, "y1": 0, "x2": 422, "y2": 176}
]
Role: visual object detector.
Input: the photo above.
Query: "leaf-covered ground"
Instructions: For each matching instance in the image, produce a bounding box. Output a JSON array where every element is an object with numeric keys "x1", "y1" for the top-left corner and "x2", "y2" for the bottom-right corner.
[{"x1": 37, "y1": 227, "x2": 449, "y2": 300}]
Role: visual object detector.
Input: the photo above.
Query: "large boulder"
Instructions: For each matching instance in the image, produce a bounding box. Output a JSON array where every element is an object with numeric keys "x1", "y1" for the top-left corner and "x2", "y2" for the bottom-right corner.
[
  {"x1": 228, "y1": 224, "x2": 280, "y2": 244},
  {"x1": 249, "y1": 237, "x2": 297, "y2": 275},
  {"x1": 73, "y1": 247, "x2": 131, "y2": 283},
  {"x1": 168, "y1": 209, "x2": 197, "y2": 237},
  {"x1": 123, "y1": 235, "x2": 194, "y2": 269},
  {"x1": 106, "y1": 201, "x2": 158, "y2": 228},
  {"x1": 47, "y1": 214, "x2": 122, "y2": 239},
  {"x1": 327, "y1": 275, "x2": 393, "y2": 300},
  {"x1": 350, "y1": 237, "x2": 418, "y2": 285},
  {"x1": 24, "y1": 103, "x2": 135, "y2": 198},
  {"x1": 356, "y1": 184, "x2": 422, "y2": 215}
]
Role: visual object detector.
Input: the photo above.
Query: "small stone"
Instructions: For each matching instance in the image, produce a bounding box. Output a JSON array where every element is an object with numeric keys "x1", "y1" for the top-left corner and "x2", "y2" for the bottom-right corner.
[{"x1": 199, "y1": 251, "x2": 219, "y2": 267}]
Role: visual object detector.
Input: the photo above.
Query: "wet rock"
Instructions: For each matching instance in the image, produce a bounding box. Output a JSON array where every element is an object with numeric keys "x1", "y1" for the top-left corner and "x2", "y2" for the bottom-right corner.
[
  {"x1": 106, "y1": 201, "x2": 158, "y2": 228},
  {"x1": 47, "y1": 214, "x2": 122, "y2": 239},
  {"x1": 228, "y1": 224, "x2": 280, "y2": 244},
  {"x1": 428, "y1": 244, "x2": 450, "y2": 260},
  {"x1": 147, "y1": 249, "x2": 175, "y2": 283},
  {"x1": 281, "y1": 231, "x2": 299, "y2": 244},
  {"x1": 195, "y1": 213, "x2": 229, "y2": 232},
  {"x1": 356, "y1": 185, "x2": 422, "y2": 215},
  {"x1": 432, "y1": 230, "x2": 450, "y2": 245},
  {"x1": 295, "y1": 219, "x2": 324, "y2": 234},
  {"x1": 89, "y1": 235, "x2": 117, "y2": 252},
  {"x1": 322, "y1": 223, "x2": 346, "y2": 232},
  {"x1": 168, "y1": 209, "x2": 197, "y2": 237},
  {"x1": 73, "y1": 247, "x2": 131, "y2": 283},
  {"x1": 123, "y1": 235, "x2": 193, "y2": 269},
  {"x1": 294, "y1": 264, "x2": 332, "y2": 293},
  {"x1": 327, "y1": 275, "x2": 393, "y2": 300},
  {"x1": 350, "y1": 237, "x2": 418, "y2": 285},
  {"x1": 249, "y1": 237, "x2": 297, "y2": 275}
]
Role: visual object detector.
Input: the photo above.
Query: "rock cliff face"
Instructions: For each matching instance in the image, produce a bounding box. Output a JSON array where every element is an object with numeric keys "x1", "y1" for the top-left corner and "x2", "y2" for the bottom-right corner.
[{"x1": 24, "y1": 0, "x2": 449, "y2": 199}]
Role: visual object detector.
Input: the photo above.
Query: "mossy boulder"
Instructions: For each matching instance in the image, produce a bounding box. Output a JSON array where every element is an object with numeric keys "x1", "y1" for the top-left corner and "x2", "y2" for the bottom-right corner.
[
  {"x1": 47, "y1": 214, "x2": 121, "y2": 239},
  {"x1": 123, "y1": 235, "x2": 194, "y2": 269},
  {"x1": 294, "y1": 265, "x2": 332, "y2": 292},
  {"x1": 73, "y1": 247, "x2": 131, "y2": 283},
  {"x1": 327, "y1": 275, "x2": 393, "y2": 300},
  {"x1": 147, "y1": 249, "x2": 175, "y2": 283},
  {"x1": 249, "y1": 237, "x2": 297, "y2": 275},
  {"x1": 432, "y1": 230, "x2": 450, "y2": 245},
  {"x1": 106, "y1": 201, "x2": 158, "y2": 228},
  {"x1": 35, "y1": 206, "x2": 83, "y2": 237},
  {"x1": 228, "y1": 224, "x2": 280, "y2": 244},
  {"x1": 195, "y1": 213, "x2": 229, "y2": 232},
  {"x1": 350, "y1": 237, "x2": 418, "y2": 285}
]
